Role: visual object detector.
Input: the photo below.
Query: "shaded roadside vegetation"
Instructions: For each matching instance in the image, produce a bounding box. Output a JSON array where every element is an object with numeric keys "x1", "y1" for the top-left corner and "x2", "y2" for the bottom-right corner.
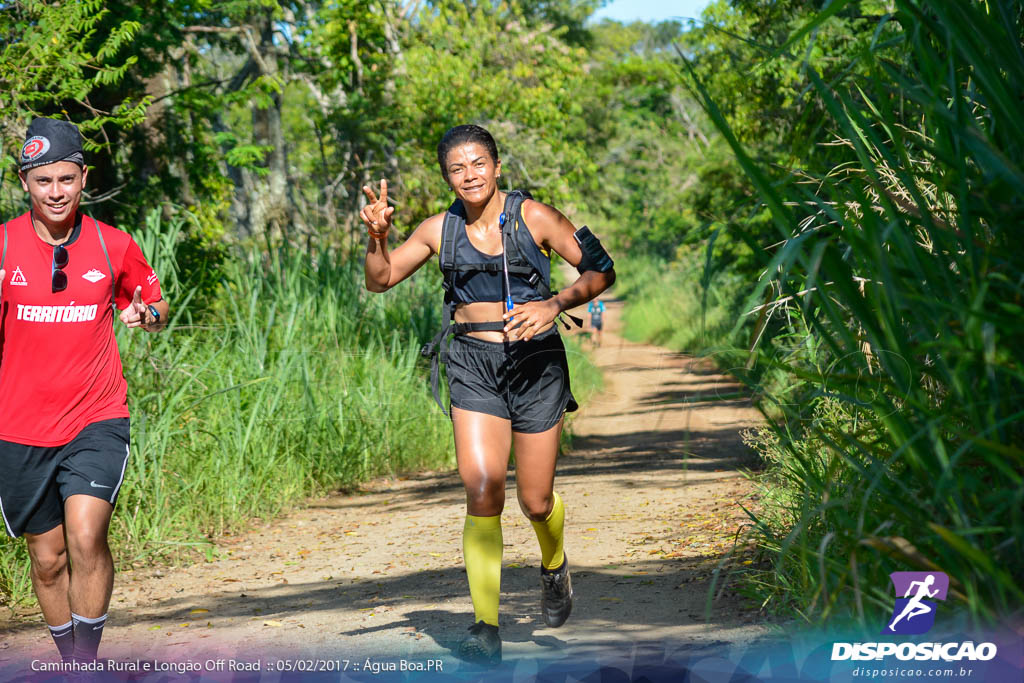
[{"x1": 615, "y1": 0, "x2": 1023, "y2": 629}]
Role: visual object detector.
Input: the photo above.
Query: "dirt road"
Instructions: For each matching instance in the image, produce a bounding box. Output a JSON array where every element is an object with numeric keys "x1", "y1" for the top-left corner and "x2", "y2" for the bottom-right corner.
[{"x1": 0, "y1": 297, "x2": 769, "y2": 674}]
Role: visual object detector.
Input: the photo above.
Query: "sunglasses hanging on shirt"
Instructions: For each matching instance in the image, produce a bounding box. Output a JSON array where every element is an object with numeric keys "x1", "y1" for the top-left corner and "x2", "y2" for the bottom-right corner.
[{"x1": 52, "y1": 244, "x2": 68, "y2": 293}]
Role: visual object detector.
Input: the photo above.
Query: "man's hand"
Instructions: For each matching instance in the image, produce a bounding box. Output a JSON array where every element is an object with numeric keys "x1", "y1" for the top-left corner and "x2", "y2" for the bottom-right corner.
[{"x1": 119, "y1": 286, "x2": 149, "y2": 329}]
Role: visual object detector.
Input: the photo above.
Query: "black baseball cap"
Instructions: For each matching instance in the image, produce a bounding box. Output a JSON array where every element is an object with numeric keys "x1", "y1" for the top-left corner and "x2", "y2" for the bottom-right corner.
[{"x1": 20, "y1": 118, "x2": 85, "y2": 172}]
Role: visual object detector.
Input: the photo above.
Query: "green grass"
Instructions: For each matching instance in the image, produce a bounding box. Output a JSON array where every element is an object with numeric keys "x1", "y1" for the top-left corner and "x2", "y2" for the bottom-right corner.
[
  {"x1": 565, "y1": 334, "x2": 603, "y2": 406},
  {"x1": 617, "y1": 250, "x2": 748, "y2": 354},
  {"x1": 115, "y1": 241, "x2": 459, "y2": 572}
]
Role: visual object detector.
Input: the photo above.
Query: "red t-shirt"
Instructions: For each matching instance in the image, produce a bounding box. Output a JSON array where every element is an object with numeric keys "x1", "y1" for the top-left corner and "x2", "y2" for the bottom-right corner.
[{"x1": 0, "y1": 212, "x2": 162, "y2": 446}]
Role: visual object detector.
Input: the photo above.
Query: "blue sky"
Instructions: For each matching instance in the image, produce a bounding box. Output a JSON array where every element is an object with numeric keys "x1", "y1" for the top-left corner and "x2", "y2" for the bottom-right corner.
[{"x1": 590, "y1": 0, "x2": 713, "y2": 25}]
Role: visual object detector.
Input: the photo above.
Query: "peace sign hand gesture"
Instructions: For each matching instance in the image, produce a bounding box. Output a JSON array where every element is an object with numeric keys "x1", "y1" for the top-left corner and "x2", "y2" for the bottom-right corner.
[{"x1": 361, "y1": 179, "x2": 394, "y2": 241}]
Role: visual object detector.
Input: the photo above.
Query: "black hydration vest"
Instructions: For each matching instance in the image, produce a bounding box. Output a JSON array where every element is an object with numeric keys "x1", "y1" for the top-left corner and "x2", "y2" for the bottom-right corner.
[
  {"x1": 441, "y1": 191, "x2": 550, "y2": 306},
  {"x1": 420, "y1": 190, "x2": 578, "y2": 415}
]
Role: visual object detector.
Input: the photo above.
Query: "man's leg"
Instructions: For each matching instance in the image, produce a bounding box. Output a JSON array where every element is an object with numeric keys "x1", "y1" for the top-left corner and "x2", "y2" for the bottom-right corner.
[
  {"x1": 24, "y1": 526, "x2": 74, "y2": 660},
  {"x1": 63, "y1": 495, "x2": 114, "y2": 662}
]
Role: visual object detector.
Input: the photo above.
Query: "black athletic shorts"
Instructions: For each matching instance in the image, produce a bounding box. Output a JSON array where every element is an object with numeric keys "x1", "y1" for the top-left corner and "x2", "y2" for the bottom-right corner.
[
  {"x1": 591, "y1": 318, "x2": 603, "y2": 330},
  {"x1": 447, "y1": 327, "x2": 578, "y2": 433},
  {"x1": 0, "y1": 418, "x2": 131, "y2": 538}
]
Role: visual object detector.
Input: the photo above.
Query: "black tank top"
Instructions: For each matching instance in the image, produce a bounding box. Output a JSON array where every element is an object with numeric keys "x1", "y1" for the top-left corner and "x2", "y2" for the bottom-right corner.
[{"x1": 448, "y1": 221, "x2": 550, "y2": 305}]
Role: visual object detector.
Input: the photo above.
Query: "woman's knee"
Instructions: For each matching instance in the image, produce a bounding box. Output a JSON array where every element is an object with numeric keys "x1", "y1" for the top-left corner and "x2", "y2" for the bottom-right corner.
[
  {"x1": 518, "y1": 491, "x2": 554, "y2": 521},
  {"x1": 463, "y1": 475, "x2": 506, "y2": 515}
]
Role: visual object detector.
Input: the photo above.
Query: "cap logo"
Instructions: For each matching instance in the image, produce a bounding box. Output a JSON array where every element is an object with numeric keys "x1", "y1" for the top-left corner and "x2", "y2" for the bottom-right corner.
[{"x1": 22, "y1": 136, "x2": 51, "y2": 162}]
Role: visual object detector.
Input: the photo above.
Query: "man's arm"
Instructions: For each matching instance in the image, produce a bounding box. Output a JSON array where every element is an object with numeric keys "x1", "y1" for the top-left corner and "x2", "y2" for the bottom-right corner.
[{"x1": 144, "y1": 297, "x2": 169, "y2": 332}]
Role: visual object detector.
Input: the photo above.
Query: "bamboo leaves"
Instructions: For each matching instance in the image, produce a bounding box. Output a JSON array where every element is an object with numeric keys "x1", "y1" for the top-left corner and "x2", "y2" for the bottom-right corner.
[{"x1": 694, "y1": 0, "x2": 1024, "y2": 623}]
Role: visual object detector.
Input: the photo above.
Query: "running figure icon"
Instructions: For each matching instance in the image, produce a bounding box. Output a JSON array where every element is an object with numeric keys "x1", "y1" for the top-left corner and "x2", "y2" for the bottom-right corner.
[{"x1": 887, "y1": 574, "x2": 939, "y2": 632}]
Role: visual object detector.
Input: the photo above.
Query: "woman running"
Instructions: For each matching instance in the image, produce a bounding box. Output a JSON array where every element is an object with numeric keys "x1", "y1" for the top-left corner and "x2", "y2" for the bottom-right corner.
[{"x1": 361, "y1": 125, "x2": 614, "y2": 665}]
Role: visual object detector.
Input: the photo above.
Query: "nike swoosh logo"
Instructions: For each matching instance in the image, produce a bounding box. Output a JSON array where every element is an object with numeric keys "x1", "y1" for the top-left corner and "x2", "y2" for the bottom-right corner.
[
  {"x1": 89, "y1": 481, "x2": 113, "y2": 489},
  {"x1": 93, "y1": 625, "x2": 104, "y2": 630}
]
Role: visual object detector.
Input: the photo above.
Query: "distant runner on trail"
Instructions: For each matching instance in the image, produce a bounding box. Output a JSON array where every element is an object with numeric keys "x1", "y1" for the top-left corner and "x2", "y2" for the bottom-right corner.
[
  {"x1": 0, "y1": 119, "x2": 168, "y2": 665},
  {"x1": 588, "y1": 298, "x2": 605, "y2": 346},
  {"x1": 361, "y1": 124, "x2": 615, "y2": 666}
]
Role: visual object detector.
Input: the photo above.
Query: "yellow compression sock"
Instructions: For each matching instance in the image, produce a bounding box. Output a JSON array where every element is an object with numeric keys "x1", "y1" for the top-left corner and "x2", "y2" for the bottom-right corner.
[
  {"x1": 463, "y1": 514, "x2": 502, "y2": 627},
  {"x1": 530, "y1": 492, "x2": 566, "y2": 571}
]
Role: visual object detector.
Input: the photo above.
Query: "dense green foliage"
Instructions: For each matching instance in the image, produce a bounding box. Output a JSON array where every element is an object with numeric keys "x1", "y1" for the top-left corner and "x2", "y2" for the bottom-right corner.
[
  {"x1": 677, "y1": 0, "x2": 1024, "y2": 627},
  {"x1": 0, "y1": 1, "x2": 148, "y2": 190}
]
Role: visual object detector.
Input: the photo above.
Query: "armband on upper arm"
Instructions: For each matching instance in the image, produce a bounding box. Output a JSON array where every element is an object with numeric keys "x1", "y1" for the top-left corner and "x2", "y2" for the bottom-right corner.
[{"x1": 573, "y1": 226, "x2": 614, "y2": 274}]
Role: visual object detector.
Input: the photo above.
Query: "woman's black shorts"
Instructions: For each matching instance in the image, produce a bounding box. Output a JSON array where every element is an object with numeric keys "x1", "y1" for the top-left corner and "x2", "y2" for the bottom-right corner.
[
  {"x1": 0, "y1": 418, "x2": 130, "y2": 538},
  {"x1": 446, "y1": 327, "x2": 578, "y2": 433}
]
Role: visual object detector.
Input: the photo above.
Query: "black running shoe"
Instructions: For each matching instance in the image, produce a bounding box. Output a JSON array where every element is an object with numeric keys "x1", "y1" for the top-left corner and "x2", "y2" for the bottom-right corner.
[
  {"x1": 540, "y1": 554, "x2": 574, "y2": 627},
  {"x1": 457, "y1": 621, "x2": 501, "y2": 666}
]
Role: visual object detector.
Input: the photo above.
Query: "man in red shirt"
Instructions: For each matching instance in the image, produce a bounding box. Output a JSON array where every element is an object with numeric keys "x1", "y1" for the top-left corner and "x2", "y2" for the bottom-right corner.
[{"x1": 0, "y1": 119, "x2": 169, "y2": 664}]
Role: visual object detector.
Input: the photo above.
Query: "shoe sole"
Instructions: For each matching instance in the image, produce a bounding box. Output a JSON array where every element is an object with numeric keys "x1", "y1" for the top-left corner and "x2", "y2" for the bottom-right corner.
[
  {"x1": 457, "y1": 633, "x2": 501, "y2": 666},
  {"x1": 457, "y1": 642, "x2": 501, "y2": 666}
]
